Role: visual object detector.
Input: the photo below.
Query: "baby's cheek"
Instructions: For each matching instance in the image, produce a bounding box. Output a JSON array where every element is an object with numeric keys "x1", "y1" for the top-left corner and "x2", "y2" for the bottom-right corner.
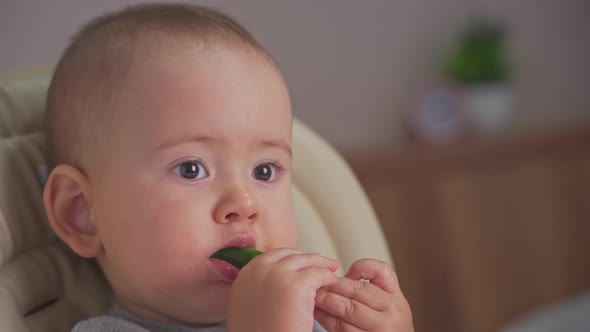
[
  {"x1": 142, "y1": 200, "x2": 211, "y2": 258},
  {"x1": 264, "y1": 209, "x2": 296, "y2": 248},
  {"x1": 148, "y1": 205, "x2": 193, "y2": 238}
]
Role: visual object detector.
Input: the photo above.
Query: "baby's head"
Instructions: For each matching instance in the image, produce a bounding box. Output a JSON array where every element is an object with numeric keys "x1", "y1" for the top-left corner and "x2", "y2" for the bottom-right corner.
[{"x1": 43, "y1": 3, "x2": 295, "y2": 324}]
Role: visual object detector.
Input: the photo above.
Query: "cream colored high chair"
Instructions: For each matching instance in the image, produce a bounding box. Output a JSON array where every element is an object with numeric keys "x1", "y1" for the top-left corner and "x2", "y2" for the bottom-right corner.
[{"x1": 0, "y1": 69, "x2": 392, "y2": 332}]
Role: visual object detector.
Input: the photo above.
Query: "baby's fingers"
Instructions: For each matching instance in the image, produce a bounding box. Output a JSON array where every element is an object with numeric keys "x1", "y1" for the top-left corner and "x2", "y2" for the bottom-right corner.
[
  {"x1": 300, "y1": 266, "x2": 340, "y2": 290},
  {"x1": 279, "y1": 252, "x2": 340, "y2": 272},
  {"x1": 320, "y1": 277, "x2": 389, "y2": 311},
  {"x1": 345, "y1": 258, "x2": 399, "y2": 294},
  {"x1": 314, "y1": 290, "x2": 379, "y2": 331}
]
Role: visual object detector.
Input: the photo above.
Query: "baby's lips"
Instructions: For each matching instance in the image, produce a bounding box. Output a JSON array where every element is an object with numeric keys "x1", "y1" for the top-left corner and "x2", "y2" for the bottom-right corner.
[
  {"x1": 208, "y1": 257, "x2": 240, "y2": 282},
  {"x1": 217, "y1": 233, "x2": 257, "y2": 252}
]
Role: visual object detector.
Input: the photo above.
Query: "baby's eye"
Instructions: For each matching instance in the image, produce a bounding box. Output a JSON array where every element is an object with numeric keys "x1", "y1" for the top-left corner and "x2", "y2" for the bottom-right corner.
[
  {"x1": 172, "y1": 160, "x2": 208, "y2": 180},
  {"x1": 252, "y1": 162, "x2": 281, "y2": 182}
]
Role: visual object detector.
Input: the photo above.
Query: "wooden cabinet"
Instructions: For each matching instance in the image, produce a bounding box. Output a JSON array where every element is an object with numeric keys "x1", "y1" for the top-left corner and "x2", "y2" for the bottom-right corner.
[{"x1": 346, "y1": 129, "x2": 590, "y2": 332}]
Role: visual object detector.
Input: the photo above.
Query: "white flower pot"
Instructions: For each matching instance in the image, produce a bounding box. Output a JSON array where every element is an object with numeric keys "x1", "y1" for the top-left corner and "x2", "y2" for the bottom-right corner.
[{"x1": 463, "y1": 83, "x2": 512, "y2": 138}]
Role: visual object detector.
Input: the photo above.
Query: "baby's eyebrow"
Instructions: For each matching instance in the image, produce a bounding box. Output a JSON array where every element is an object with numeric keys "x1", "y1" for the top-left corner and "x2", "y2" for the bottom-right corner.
[
  {"x1": 154, "y1": 134, "x2": 215, "y2": 151},
  {"x1": 153, "y1": 134, "x2": 292, "y2": 156},
  {"x1": 258, "y1": 139, "x2": 292, "y2": 157}
]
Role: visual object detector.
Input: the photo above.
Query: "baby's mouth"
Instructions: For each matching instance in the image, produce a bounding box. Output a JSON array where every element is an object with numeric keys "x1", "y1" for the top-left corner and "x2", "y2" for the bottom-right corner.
[
  {"x1": 208, "y1": 234, "x2": 261, "y2": 278},
  {"x1": 210, "y1": 247, "x2": 262, "y2": 269},
  {"x1": 210, "y1": 234, "x2": 260, "y2": 268},
  {"x1": 214, "y1": 233, "x2": 257, "y2": 254}
]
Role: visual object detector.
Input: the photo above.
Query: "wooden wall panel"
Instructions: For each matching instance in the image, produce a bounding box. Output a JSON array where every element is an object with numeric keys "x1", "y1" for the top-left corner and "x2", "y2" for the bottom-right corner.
[{"x1": 348, "y1": 129, "x2": 590, "y2": 332}]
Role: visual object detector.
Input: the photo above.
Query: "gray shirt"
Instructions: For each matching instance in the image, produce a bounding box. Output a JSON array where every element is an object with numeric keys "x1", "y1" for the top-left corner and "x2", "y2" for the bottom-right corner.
[{"x1": 72, "y1": 305, "x2": 327, "y2": 332}]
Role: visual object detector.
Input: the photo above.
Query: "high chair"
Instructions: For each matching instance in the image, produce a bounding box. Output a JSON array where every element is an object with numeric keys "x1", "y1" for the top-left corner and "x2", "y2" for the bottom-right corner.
[{"x1": 0, "y1": 69, "x2": 392, "y2": 332}]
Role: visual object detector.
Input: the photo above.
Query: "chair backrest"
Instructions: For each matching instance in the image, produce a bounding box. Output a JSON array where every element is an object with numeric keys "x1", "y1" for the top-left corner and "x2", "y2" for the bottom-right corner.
[{"x1": 0, "y1": 69, "x2": 392, "y2": 332}]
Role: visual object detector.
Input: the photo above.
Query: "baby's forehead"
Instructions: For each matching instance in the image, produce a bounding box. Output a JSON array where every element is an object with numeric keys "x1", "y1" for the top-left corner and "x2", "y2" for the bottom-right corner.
[
  {"x1": 47, "y1": 3, "x2": 283, "y2": 171},
  {"x1": 101, "y1": 44, "x2": 288, "y2": 119}
]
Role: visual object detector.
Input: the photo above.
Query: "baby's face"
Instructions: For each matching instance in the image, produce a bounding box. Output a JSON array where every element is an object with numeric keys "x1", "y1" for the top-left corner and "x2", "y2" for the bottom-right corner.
[{"x1": 89, "y1": 44, "x2": 295, "y2": 324}]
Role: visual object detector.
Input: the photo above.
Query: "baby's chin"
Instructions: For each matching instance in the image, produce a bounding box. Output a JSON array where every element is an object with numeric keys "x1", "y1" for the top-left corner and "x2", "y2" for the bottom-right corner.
[
  {"x1": 116, "y1": 284, "x2": 231, "y2": 326},
  {"x1": 173, "y1": 313, "x2": 228, "y2": 328},
  {"x1": 169, "y1": 307, "x2": 229, "y2": 327},
  {"x1": 163, "y1": 291, "x2": 232, "y2": 325},
  {"x1": 140, "y1": 305, "x2": 229, "y2": 327}
]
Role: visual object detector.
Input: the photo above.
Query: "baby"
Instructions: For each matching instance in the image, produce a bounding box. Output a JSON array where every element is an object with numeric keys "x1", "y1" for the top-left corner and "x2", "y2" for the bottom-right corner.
[{"x1": 42, "y1": 3, "x2": 413, "y2": 332}]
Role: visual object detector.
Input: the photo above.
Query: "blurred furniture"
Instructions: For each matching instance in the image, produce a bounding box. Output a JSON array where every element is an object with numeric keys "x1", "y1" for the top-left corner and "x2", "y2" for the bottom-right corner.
[
  {"x1": 499, "y1": 289, "x2": 590, "y2": 332},
  {"x1": 347, "y1": 130, "x2": 590, "y2": 332},
  {"x1": 0, "y1": 69, "x2": 391, "y2": 331}
]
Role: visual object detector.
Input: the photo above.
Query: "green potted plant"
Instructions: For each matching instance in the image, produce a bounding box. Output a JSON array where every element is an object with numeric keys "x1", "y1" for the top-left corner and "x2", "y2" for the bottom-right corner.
[{"x1": 443, "y1": 20, "x2": 512, "y2": 137}]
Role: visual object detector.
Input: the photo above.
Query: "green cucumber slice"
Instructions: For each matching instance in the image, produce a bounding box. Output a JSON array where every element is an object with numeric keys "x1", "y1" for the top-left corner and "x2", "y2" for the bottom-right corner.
[{"x1": 211, "y1": 247, "x2": 262, "y2": 269}]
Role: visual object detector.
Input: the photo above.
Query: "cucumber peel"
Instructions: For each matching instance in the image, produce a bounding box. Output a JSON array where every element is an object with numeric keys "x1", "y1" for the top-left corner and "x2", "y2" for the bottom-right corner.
[{"x1": 211, "y1": 247, "x2": 262, "y2": 269}]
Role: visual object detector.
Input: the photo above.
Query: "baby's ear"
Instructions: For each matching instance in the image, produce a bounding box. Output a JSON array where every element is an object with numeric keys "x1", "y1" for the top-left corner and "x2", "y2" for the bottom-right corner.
[{"x1": 43, "y1": 164, "x2": 102, "y2": 258}]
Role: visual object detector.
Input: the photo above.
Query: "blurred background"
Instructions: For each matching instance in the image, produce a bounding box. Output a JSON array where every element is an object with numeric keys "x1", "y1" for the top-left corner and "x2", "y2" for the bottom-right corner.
[{"x1": 1, "y1": 0, "x2": 589, "y2": 331}]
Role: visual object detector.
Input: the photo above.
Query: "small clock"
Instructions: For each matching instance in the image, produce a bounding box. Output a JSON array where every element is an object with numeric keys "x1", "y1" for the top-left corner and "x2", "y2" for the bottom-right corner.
[{"x1": 407, "y1": 84, "x2": 470, "y2": 146}]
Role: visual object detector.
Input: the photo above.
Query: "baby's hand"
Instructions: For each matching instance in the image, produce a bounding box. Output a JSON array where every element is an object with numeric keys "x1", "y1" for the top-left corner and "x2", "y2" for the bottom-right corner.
[
  {"x1": 226, "y1": 248, "x2": 339, "y2": 332},
  {"x1": 314, "y1": 259, "x2": 413, "y2": 332}
]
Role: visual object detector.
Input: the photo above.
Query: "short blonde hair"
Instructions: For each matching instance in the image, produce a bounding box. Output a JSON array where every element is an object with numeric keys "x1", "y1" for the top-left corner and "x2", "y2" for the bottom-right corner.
[{"x1": 45, "y1": 3, "x2": 275, "y2": 171}]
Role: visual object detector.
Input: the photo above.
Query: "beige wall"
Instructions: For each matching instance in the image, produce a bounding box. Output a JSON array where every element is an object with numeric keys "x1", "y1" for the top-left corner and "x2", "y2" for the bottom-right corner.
[{"x1": 1, "y1": 0, "x2": 588, "y2": 153}]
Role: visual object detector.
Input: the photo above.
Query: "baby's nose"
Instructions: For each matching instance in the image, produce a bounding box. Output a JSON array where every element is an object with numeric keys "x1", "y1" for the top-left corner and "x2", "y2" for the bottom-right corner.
[{"x1": 214, "y1": 184, "x2": 259, "y2": 224}]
